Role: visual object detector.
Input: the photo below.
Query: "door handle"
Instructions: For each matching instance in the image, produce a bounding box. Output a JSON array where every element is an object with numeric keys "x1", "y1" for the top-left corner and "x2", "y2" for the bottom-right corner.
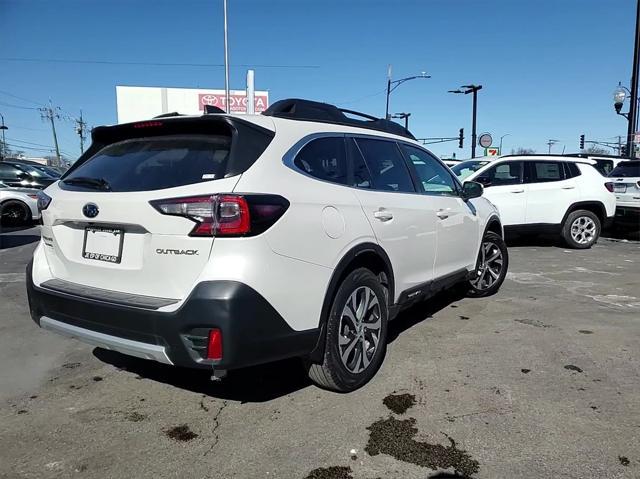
[
  {"x1": 510, "y1": 189, "x2": 525, "y2": 194},
  {"x1": 561, "y1": 186, "x2": 575, "y2": 190},
  {"x1": 373, "y1": 209, "x2": 393, "y2": 221},
  {"x1": 436, "y1": 209, "x2": 449, "y2": 220}
]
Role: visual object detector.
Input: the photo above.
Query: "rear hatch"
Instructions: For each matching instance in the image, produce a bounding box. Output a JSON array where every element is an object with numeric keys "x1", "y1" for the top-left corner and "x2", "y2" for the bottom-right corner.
[
  {"x1": 609, "y1": 161, "x2": 640, "y2": 206},
  {"x1": 39, "y1": 115, "x2": 274, "y2": 301}
]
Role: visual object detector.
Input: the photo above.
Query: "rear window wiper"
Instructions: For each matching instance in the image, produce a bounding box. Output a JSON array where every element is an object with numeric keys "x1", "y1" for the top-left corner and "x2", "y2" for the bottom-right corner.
[{"x1": 62, "y1": 176, "x2": 112, "y2": 191}]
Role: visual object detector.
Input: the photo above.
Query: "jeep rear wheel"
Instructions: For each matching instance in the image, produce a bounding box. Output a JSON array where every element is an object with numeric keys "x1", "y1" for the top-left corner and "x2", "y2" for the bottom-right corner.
[
  {"x1": 562, "y1": 209, "x2": 600, "y2": 249},
  {"x1": 307, "y1": 268, "x2": 388, "y2": 392}
]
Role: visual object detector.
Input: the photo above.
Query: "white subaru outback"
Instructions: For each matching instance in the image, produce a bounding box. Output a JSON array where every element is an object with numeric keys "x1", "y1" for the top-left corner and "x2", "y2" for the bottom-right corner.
[{"x1": 27, "y1": 99, "x2": 507, "y2": 392}]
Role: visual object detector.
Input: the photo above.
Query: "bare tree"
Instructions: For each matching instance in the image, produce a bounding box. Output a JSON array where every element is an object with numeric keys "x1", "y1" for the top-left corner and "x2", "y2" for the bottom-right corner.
[
  {"x1": 511, "y1": 147, "x2": 536, "y2": 155},
  {"x1": 584, "y1": 145, "x2": 610, "y2": 155}
]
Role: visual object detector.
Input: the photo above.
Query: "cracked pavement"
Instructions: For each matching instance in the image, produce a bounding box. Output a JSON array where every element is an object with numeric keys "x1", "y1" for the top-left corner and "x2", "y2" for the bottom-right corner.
[{"x1": 1, "y1": 226, "x2": 639, "y2": 478}]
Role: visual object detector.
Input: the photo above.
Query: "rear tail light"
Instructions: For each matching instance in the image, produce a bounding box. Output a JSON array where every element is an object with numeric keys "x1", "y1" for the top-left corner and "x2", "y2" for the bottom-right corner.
[
  {"x1": 36, "y1": 191, "x2": 52, "y2": 211},
  {"x1": 207, "y1": 329, "x2": 223, "y2": 361},
  {"x1": 605, "y1": 182, "x2": 614, "y2": 192},
  {"x1": 149, "y1": 194, "x2": 289, "y2": 237}
]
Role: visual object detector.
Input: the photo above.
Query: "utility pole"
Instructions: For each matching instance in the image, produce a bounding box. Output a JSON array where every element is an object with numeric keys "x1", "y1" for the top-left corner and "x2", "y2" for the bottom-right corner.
[
  {"x1": 223, "y1": 0, "x2": 231, "y2": 113},
  {"x1": 75, "y1": 110, "x2": 87, "y2": 154},
  {"x1": 0, "y1": 112, "x2": 7, "y2": 160},
  {"x1": 39, "y1": 101, "x2": 61, "y2": 166},
  {"x1": 628, "y1": 0, "x2": 640, "y2": 158}
]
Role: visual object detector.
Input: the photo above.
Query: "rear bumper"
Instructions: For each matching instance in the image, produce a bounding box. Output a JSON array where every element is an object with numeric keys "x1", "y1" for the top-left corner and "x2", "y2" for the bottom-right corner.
[
  {"x1": 614, "y1": 206, "x2": 640, "y2": 222},
  {"x1": 26, "y1": 260, "x2": 319, "y2": 370}
]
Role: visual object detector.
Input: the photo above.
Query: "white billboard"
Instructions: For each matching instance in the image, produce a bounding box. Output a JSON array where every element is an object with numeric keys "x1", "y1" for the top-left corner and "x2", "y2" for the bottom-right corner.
[{"x1": 115, "y1": 86, "x2": 269, "y2": 124}]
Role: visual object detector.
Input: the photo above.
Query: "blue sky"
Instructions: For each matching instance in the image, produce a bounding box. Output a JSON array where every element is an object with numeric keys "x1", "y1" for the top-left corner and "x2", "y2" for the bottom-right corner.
[{"x1": 0, "y1": 0, "x2": 636, "y2": 160}]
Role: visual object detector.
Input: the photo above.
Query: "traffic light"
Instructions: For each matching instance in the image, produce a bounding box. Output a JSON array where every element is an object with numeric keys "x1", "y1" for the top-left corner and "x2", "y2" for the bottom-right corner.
[
  {"x1": 579, "y1": 134, "x2": 585, "y2": 150},
  {"x1": 621, "y1": 145, "x2": 627, "y2": 156},
  {"x1": 458, "y1": 128, "x2": 464, "y2": 148}
]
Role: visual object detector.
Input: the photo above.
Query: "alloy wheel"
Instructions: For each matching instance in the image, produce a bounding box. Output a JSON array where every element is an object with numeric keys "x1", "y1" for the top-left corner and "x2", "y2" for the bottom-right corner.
[
  {"x1": 570, "y1": 216, "x2": 596, "y2": 245},
  {"x1": 471, "y1": 241, "x2": 504, "y2": 291},
  {"x1": 338, "y1": 286, "x2": 382, "y2": 374}
]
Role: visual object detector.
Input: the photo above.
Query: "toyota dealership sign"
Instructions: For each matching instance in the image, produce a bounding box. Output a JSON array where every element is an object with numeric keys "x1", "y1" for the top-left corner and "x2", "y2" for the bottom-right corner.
[
  {"x1": 198, "y1": 93, "x2": 268, "y2": 113},
  {"x1": 116, "y1": 86, "x2": 269, "y2": 123}
]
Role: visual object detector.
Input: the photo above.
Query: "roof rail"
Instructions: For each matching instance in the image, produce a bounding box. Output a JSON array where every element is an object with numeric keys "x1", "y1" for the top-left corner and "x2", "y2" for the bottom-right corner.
[{"x1": 262, "y1": 98, "x2": 415, "y2": 140}]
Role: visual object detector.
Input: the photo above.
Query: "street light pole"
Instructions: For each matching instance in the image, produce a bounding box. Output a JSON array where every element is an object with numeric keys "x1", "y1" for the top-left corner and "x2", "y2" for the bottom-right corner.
[
  {"x1": 449, "y1": 84, "x2": 483, "y2": 158},
  {"x1": 628, "y1": 0, "x2": 640, "y2": 158},
  {"x1": 385, "y1": 65, "x2": 430, "y2": 120},
  {"x1": 499, "y1": 133, "x2": 510, "y2": 152},
  {"x1": 390, "y1": 112, "x2": 411, "y2": 129},
  {"x1": 223, "y1": 0, "x2": 231, "y2": 113}
]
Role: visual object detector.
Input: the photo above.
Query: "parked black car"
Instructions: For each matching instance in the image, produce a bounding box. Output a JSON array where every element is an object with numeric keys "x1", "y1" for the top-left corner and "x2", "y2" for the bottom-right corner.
[{"x1": 0, "y1": 160, "x2": 58, "y2": 189}]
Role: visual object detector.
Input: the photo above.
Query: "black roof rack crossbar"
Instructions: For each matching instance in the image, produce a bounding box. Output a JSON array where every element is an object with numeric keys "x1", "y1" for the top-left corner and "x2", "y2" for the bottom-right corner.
[{"x1": 262, "y1": 98, "x2": 415, "y2": 139}]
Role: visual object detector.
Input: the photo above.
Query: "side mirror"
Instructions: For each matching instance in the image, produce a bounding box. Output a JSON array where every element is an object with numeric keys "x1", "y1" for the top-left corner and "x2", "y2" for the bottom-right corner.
[
  {"x1": 17, "y1": 172, "x2": 30, "y2": 180},
  {"x1": 461, "y1": 181, "x2": 483, "y2": 200}
]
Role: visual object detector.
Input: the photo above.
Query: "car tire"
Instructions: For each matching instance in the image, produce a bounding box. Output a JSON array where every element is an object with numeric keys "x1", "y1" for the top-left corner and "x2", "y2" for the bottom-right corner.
[
  {"x1": 467, "y1": 231, "x2": 509, "y2": 298},
  {"x1": 0, "y1": 200, "x2": 30, "y2": 226},
  {"x1": 307, "y1": 268, "x2": 388, "y2": 392},
  {"x1": 561, "y1": 209, "x2": 600, "y2": 249}
]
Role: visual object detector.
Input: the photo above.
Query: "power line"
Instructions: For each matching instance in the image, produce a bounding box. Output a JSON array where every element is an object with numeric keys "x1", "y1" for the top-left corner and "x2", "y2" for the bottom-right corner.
[
  {"x1": 0, "y1": 100, "x2": 38, "y2": 110},
  {"x1": 0, "y1": 89, "x2": 45, "y2": 107},
  {"x1": 5, "y1": 137, "x2": 53, "y2": 148},
  {"x1": 0, "y1": 57, "x2": 320, "y2": 69}
]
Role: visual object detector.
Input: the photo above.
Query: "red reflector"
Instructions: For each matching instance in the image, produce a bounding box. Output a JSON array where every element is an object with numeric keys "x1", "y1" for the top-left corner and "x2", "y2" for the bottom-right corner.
[
  {"x1": 604, "y1": 182, "x2": 614, "y2": 192},
  {"x1": 133, "y1": 121, "x2": 163, "y2": 129},
  {"x1": 207, "y1": 329, "x2": 223, "y2": 360}
]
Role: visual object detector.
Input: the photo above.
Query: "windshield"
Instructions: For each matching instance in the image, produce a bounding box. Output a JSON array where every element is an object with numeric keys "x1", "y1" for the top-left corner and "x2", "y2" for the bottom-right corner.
[
  {"x1": 609, "y1": 161, "x2": 640, "y2": 178},
  {"x1": 450, "y1": 160, "x2": 491, "y2": 180}
]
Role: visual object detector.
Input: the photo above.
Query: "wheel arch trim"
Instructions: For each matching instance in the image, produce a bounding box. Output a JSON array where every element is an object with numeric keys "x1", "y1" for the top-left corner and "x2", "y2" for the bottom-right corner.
[{"x1": 308, "y1": 242, "x2": 394, "y2": 363}]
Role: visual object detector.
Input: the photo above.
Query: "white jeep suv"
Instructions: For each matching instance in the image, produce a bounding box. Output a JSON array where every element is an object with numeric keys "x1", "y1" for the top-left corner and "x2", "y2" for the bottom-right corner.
[
  {"x1": 608, "y1": 160, "x2": 640, "y2": 224},
  {"x1": 452, "y1": 155, "x2": 616, "y2": 248},
  {"x1": 27, "y1": 99, "x2": 507, "y2": 392}
]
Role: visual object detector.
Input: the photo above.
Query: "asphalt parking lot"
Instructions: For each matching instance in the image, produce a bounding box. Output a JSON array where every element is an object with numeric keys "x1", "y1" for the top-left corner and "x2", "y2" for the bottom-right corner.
[{"x1": 1, "y1": 226, "x2": 639, "y2": 479}]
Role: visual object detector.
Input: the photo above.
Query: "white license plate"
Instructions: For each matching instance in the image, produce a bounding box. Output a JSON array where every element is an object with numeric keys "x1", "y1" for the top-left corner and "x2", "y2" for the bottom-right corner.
[
  {"x1": 614, "y1": 184, "x2": 627, "y2": 193},
  {"x1": 82, "y1": 227, "x2": 124, "y2": 263}
]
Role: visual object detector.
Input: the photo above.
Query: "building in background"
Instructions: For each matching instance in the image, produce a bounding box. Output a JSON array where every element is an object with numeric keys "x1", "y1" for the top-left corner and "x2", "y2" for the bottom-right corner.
[{"x1": 115, "y1": 85, "x2": 269, "y2": 123}]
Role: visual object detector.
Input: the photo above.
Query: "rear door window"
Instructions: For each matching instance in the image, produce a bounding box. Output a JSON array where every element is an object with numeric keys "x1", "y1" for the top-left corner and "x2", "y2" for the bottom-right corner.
[
  {"x1": 525, "y1": 161, "x2": 565, "y2": 183},
  {"x1": 354, "y1": 138, "x2": 415, "y2": 193},
  {"x1": 62, "y1": 135, "x2": 231, "y2": 192}
]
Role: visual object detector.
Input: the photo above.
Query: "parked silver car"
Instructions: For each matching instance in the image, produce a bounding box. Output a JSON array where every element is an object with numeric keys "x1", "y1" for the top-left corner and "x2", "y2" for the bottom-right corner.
[{"x1": 0, "y1": 181, "x2": 39, "y2": 226}]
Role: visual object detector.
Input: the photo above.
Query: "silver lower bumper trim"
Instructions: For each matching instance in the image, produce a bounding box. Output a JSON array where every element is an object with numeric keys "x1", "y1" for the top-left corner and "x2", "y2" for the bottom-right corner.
[{"x1": 40, "y1": 316, "x2": 173, "y2": 365}]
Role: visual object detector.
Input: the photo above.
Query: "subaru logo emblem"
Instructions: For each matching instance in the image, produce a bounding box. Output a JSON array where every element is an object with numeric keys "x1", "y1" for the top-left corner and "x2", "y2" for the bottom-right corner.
[{"x1": 82, "y1": 203, "x2": 99, "y2": 218}]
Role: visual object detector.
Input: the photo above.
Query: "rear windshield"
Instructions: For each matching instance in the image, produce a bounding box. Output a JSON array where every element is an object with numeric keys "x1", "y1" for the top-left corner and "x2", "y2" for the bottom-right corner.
[
  {"x1": 609, "y1": 161, "x2": 640, "y2": 178},
  {"x1": 63, "y1": 135, "x2": 231, "y2": 192}
]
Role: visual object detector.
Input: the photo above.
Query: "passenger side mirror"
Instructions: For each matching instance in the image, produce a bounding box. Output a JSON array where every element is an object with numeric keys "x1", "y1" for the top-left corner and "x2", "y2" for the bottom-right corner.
[
  {"x1": 461, "y1": 181, "x2": 483, "y2": 200},
  {"x1": 17, "y1": 172, "x2": 30, "y2": 180}
]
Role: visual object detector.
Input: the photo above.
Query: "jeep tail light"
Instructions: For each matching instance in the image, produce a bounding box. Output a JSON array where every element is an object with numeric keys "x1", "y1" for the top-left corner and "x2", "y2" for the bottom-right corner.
[
  {"x1": 207, "y1": 329, "x2": 222, "y2": 361},
  {"x1": 149, "y1": 194, "x2": 289, "y2": 237},
  {"x1": 604, "y1": 182, "x2": 614, "y2": 192}
]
